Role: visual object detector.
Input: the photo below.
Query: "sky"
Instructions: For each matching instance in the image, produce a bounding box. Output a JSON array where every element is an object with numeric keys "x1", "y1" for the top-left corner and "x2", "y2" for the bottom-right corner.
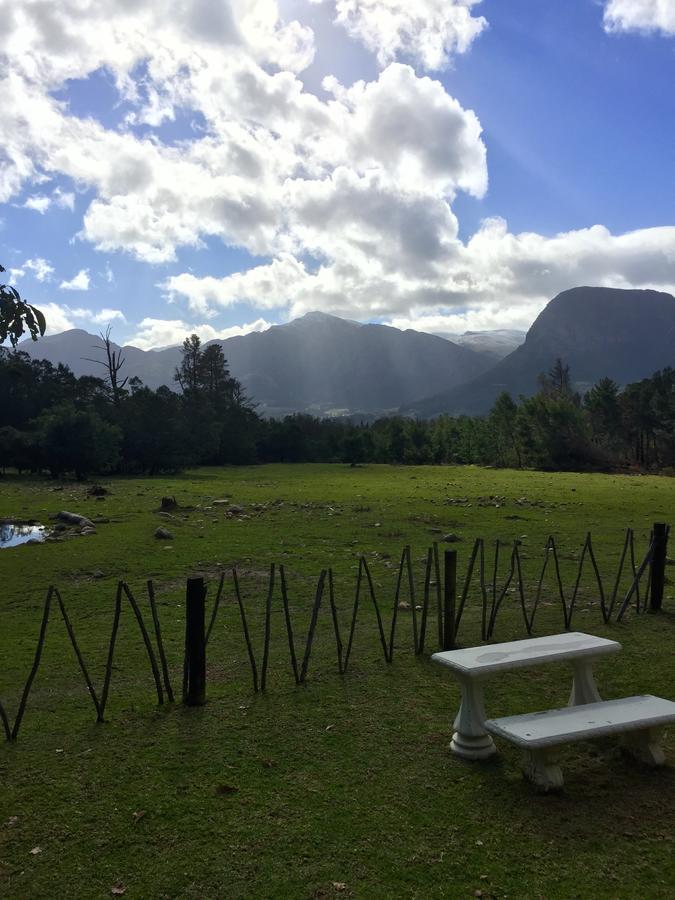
[{"x1": 1, "y1": 0, "x2": 674, "y2": 349}]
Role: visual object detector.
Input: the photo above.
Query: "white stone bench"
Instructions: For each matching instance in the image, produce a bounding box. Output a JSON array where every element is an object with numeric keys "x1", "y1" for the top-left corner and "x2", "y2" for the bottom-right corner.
[
  {"x1": 485, "y1": 695, "x2": 675, "y2": 790},
  {"x1": 432, "y1": 632, "x2": 621, "y2": 760}
]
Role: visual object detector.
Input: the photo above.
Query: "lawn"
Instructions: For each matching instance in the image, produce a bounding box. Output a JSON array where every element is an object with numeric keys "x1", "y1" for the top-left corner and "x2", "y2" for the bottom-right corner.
[{"x1": 1, "y1": 464, "x2": 674, "y2": 899}]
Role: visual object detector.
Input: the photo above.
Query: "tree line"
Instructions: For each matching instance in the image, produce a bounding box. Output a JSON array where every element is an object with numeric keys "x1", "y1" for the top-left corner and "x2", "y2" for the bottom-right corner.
[{"x1": 1, "y1": 334, "x2": 674, "y2": 477}]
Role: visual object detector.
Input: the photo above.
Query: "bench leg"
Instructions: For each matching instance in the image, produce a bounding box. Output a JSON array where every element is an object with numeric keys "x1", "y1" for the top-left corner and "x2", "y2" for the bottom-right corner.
[
  {"x1": 621, "y1": 727, "x2": 666, "y2": 766},
  {"x1": 521, "y1": 749, "x2": 564, "y2": 791},
  {"x1": 568, "y1": 660, "x2": 602, "y2": 706},
  {"x1": 450, "y1": 679, "x2": 497, "y2": 760}
]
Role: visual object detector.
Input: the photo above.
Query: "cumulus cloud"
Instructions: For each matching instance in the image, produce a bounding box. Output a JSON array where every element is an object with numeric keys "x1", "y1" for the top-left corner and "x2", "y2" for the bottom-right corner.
[
  {"x1": 1, "y1": 0, "x2": 673, "y2": 340},
  {"x1": 60, "y1": 269, "x2": 90, "y2": 290},
  {"x1": 69, "y1": 307, "x2": 126, "y2": 325},
  {"x1": 165, "y1": 220, "x2": 675, "y2": 332},
  {"x1": 128, "y1": 316, "x2": 271, "y2": 350},
  {"x1": 25, "y1": 257, "x2": 55, "y2": 281},
  {"x1": 604, "y1": 0, "x2": 675, "y2": 35},
  {"x1": 23, "y1": 194, "x2": 51, "y2": 213},
  {"x1": 316, "y1": 0, "x2": 487, "y2": 70}
]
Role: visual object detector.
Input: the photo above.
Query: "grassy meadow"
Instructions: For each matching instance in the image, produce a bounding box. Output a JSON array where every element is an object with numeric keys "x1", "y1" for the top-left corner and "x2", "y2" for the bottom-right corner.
[{"x1": 0, "y1": 463, "x2": 674, "y2": 899}]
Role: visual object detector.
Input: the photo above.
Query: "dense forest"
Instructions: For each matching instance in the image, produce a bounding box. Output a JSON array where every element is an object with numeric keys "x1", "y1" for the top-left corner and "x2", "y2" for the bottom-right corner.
[{"x1": 1, "y1": 335, "x2": 675, "y2": 478}]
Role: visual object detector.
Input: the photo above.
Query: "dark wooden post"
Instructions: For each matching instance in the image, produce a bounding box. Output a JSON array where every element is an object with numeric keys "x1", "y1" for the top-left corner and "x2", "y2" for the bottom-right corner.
[
  {"x1": 443, "y1": 550, "x2": 457, "y2": 651},
  {"x1": 649, "y1": 523, "x2": 668, "y2": 613},
  {"x1": 185, "y1": 576, "x2": 206, "y2": 705}
]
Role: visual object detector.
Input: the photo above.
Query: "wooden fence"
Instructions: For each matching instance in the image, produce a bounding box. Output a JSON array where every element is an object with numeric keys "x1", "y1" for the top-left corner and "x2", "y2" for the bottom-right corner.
[{"x1": 0, "y1": 523, "x2": 668, "y2": 741}]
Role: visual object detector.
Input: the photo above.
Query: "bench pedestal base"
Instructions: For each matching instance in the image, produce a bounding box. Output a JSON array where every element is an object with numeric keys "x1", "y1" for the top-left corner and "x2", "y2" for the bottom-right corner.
[
  {"x1": 451, "y1": 678, "x2": 497, "y2": 760},
  {"x1": 621, "y1": 727, "x2": 665, "y2": 766},
  {"x1": 521, "y1": 749, "x2": 564, "y2": 791},
  {"x1": 450, "y1": 731, "x2": 496, "y2": 760}
]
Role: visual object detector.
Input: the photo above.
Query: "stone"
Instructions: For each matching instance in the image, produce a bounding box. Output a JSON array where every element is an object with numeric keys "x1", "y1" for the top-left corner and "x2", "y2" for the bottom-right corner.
[
  {"x1": 57, "y1": 510, "x2": 95, "y2": 528},
  {"x1": 87, "y1": 484, "x2": 109, "y2": 496},
  {"x1": 443, "y1": 533, "x2": 462, "y2": 542},
  {"x1": 80, "y1": 527, "x2": 97, "y2": 536},
  {"x1": 154, "y1": 527, "x2": 173, "y2": 540},
  {"x1": 212, "y1": 499, "x2": 229, "y2": 506},
  {"x1": 228, "y1": 505, "x2": 245, "y2": 515}
]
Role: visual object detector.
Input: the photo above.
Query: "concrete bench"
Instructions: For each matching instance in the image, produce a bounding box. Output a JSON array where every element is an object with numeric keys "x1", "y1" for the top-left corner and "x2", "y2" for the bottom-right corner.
[
  {"x1": 485, "y1": 695, "x2": 675, "y2": 790},
  {"x1": 432, "y1": 632, "x2": 621, "y2": 760}
]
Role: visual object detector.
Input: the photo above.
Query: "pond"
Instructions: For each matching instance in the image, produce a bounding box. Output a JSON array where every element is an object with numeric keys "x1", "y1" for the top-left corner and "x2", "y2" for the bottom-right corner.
[{"x1": 0, "y1": 523, "x2": 48, "y2": 548}]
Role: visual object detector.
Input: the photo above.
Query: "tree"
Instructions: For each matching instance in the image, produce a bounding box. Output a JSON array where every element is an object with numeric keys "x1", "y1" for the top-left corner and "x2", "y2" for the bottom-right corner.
[
  {"x1": 83, "y1": 326, "x2": 128, "y2": 405},
  {"x1": 34, "y1": 404, "x2": 121, "y2": 479},
  {"x1": 584, "y1": 378, "x2": 621, "y2": 446},
  {"x1": 175, "y1": 334, "x2": 202, "y2": 393},
  {"x1": 538, "y1": 357, "x2": 573, "y2": 397},
  {"x1": 489, "y1": 392, "x2": 522, "y2": 467},
  {"x1": 0, "y1": 264, "x2": 46, "y2": 347}
]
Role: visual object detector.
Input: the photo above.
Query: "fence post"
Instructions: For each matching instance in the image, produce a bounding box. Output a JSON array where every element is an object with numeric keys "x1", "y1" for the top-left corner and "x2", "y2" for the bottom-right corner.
[
  {"x1": 443, "y1": 550, "x2": 457, "y2": 651},
  {"x1": 185, "y1": 576, "x2": 206, "y2": 705},
  {"x1": 649, "y1": 523, "x2": 668, "y2": 613}
]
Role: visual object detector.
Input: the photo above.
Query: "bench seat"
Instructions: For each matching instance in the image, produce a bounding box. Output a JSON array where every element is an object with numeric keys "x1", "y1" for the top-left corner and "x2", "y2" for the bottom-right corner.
[{"x1": 485, "y1": 695, "x2": 675, "y2": 790}]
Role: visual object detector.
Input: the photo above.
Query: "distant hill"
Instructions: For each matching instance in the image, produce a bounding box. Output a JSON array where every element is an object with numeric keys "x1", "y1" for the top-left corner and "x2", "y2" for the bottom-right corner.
[
  {"x1": 444, "y1": 329, "x2": 525, "y2": 360},
  {"x1": 407, "y1": 287, "x2": 675, "y2": 417},
  {"x1": 19, "y1": 311, "x2": 493, "y2": 417}
]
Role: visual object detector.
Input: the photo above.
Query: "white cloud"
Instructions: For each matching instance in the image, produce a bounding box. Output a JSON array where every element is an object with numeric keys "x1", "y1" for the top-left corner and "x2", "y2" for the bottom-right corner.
[
  {"x1": 60, "y1": 269, "x2": 90, "y2": 290},
  {"x1": 604, "y1": 0, "x2": 675, "y2": 35},
  {"x1": 164, "y1": 220, "x2": 675, "y2": 332},
  {"x1": 35, "y1": 302, "x2": 77, "y2": 334},
  {"x1": 69, "y1": 306, "x2": 126, "y2": 325},
  {"x1": 53, "y1": 187, "x2": 75, "y2": 210},
  {"x1": 23, "y1": 194, "x2": 51, "y2": 213},
  {"x1": 0, "y1": 0, "x2": 673, "y2": 340},
  {"x1": 8, "y1": 257, "x2": 55, "y2": 282},
  {"x1": 128, "y1": 316, "x2": 271, "y2": 350},
  {"x1": 25, "y1": 257, "x2": 55, "y2": 281},
  {"x1": 323, "y1": 0, "x2": 487, "y2": 70}
]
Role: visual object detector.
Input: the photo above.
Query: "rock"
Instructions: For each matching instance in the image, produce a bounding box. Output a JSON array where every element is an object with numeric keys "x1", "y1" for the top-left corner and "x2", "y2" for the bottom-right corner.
[
  {"x1": 212, "y1": 499, "x2": 229, "y2": 506},
  {"x1": 92, "y1": 570, "x2": 105, "y2": 579},
  {"x1": 57, "y1": 510, "x2": 95, "y2": 528},
  {"x1": 154, "y1": 527, "x2": 174, "y2": 540},
  {"x1": 443, "y1": 533, "x2": 462, "y2": 542},
  {"x1": 87, "y1": 484, "x2": 109, "y2": 496},
  {"x1": 228, "y1": 505, "x2": 245, "y2": 515},
  {"x1": 54, "y1": 523, "x2": 68, "y2": 532},
  {"x1": 80, "y1": 527, "x2": 97, "y2": 536},
  {"x1": 397, "y1": 602, "x2": 411, "y2": 611},
  {"x1": 160, "y1": 496, "x2": 178, "y2": 511}
]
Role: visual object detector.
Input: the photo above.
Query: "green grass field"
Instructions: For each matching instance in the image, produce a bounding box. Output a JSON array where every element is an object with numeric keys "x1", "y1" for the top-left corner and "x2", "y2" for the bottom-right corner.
[{"x1": 1, "y1": 464, "x2": 674, "y2": 899}]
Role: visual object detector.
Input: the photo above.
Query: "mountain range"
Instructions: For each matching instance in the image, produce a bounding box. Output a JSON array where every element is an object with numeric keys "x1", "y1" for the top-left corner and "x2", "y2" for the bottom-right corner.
[
  {"x1": 17, "y1": 286, "x2": 675, "y2": 418},
  {"x1": 19, "y1": 312, "x2": 493, "y2": 417},
  {"x1": 406, "y1": 286, "x2": 675, "y2": 417}
]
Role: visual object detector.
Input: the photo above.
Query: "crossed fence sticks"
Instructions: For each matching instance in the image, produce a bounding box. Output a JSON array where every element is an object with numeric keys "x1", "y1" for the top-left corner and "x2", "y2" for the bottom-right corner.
[{"x1": 0, "y1": 528, "x2": 660, "y2": 741}]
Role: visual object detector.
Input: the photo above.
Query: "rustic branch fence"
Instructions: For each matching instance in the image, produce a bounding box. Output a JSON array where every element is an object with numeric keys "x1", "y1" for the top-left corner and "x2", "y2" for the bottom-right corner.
[{"x1": 0, "y1": 524, "x2": 669, "y2": 742}]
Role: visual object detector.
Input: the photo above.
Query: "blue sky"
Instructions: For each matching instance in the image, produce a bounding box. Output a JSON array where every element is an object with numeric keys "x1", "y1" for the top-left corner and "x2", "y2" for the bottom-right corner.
[{"x1": 1, "y1": 0, "x2": 674, "y2": 348}]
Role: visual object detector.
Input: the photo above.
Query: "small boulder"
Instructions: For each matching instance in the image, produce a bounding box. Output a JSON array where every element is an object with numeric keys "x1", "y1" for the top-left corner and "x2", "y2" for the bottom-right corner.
[
  {"x1": 87, "y1": 484, "x2": 109, "y2": 497},
  {"x1": 57, "y1": 510, "x2": 95, "y2": 528},
  {"x1": 443, "y1": 533, "x2": 462, "y2": 543},
  {"x1": 212, "y1": 499, "x2": 229, "y2": 506},
  {"x1": 154, "y1": 527, "x2": 174, "y2": 540},
  {"x1": 80, "y1": 526, "x2": 97, "y2": 536},
  {"x1": 228, "y1": 505, "x2": 245, "y2": 516}
]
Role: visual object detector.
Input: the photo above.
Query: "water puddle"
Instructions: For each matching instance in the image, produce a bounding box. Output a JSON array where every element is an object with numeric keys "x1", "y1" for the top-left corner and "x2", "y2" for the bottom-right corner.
[{"x1": 0, "y1": 523, "x2": 48, "y2": 548}]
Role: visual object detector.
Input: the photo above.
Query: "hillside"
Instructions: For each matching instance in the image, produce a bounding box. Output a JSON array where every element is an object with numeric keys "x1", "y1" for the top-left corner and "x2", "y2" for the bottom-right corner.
[
  {"x1": 407, "y1": 287, "x2": 675, "y2": 417},
  {"x1": 19, "y1": 311, "x2": 492, "y2": 416}
]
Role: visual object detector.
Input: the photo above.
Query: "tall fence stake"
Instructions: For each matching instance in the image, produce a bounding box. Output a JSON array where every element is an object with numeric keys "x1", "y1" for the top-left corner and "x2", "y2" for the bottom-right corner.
[
  {"x1": 649, "y1": 522, "x2": 668, "y2": 613},
  {"x1": 443, "y1": 550, "x2": 457, "y2": 651},
  {"x1": 184, "y1": 576, "x2": 206, "y2": 706}
]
